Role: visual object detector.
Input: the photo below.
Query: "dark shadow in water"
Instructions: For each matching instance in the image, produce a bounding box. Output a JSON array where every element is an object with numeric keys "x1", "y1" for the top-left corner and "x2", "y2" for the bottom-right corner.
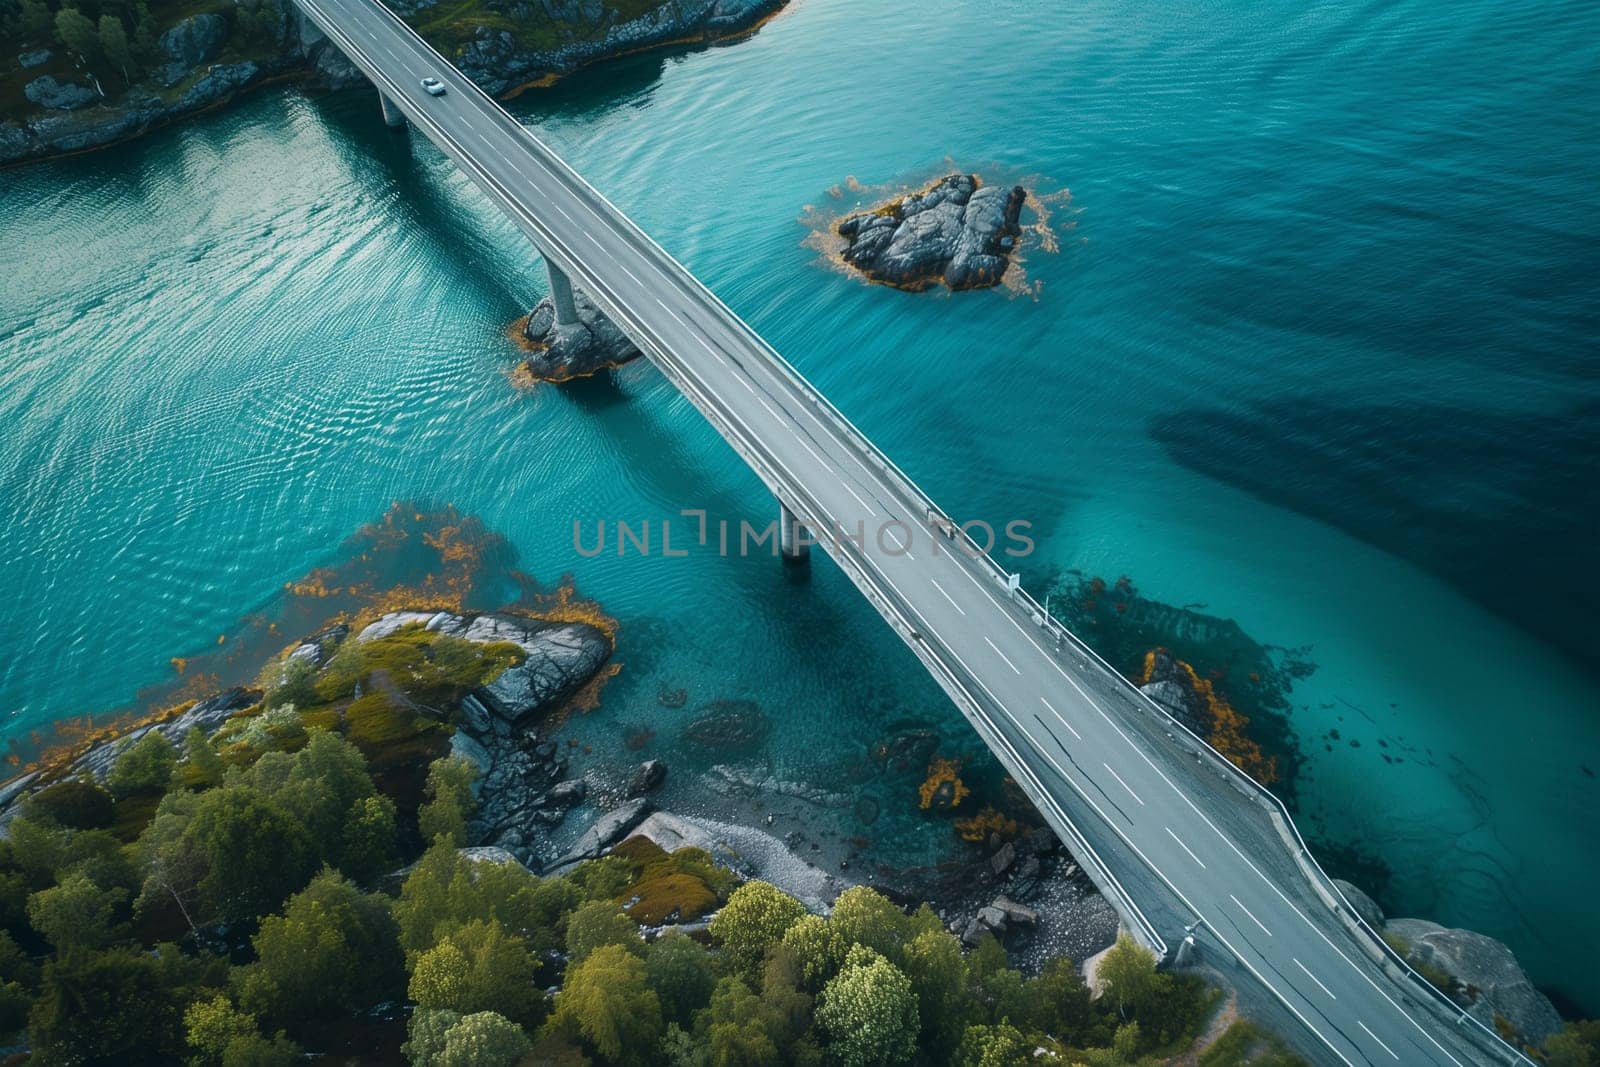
[{"x1": 1151, "y1": 399, "x2": 1600, "y2": 676}]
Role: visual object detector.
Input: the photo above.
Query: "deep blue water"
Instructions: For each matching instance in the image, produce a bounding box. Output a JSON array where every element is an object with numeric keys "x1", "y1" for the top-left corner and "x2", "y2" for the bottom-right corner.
[{"x1": 3, "y1": 0, "x2": 1598, "y2": 1011}]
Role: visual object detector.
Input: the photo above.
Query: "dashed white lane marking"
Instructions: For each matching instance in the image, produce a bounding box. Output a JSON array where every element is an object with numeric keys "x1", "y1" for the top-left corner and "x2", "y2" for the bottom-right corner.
[
  {"x1": 1165, "y1": 826, "x2": 1206, "y2": 868},
  {"x1": 1358, "y1": 1021, "x2": 1399, "y2": 1061},
  {"x1": 843, "y1": 483, "x2": 876, "y2": 514},
  {"x1": 790, "y1": 432, "x2": 834, "y2": 474},
  {"x1": 1040, "y1": 696, "x2": 1081, "y2": 739},
  {"x1": 984, "y1": 636, "x2": 1021, "y2": 674},
  {"x1": 1231, "y1": 894, "x2": 1273, "y2": 936},
  {"x1": 1294, "y1": 958, "x2": 1337, "y2": 1000},
  {"x1": 930, "y1": 578, "x2": 966, "y2": 615},
  {"x1": 1103, "y1": 762, "x2": 1144, "y2": 806}
]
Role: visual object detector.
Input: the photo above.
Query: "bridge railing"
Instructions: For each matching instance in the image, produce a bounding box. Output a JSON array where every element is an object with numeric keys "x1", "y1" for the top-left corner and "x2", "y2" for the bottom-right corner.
[{"x1": 932, "y1": 529, "x2": 1533, "y2": 1064}]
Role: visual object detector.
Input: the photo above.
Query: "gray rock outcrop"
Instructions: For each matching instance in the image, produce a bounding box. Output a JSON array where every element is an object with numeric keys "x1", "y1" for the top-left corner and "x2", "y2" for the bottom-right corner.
[
  {"x1": 23, "y1": 76, "x2": 98, "y2": 110},
  {"x1": 158, "y1": 13, "x2": 229, "y2": 87},
  {"x1": 1383, "y1": 917, "x2": 1562, "y2": 1044},
  {"x1": 551, "y1": 797, "x2": 653, "y2": 867},
  {"x1": 357, "y1": 609, "x2": 611, "y2": 725},
  {"x1": 837, "y1": 174, "x2": 1026, "y2": 291},
  {"x1": 1333, "y1": 878, "x2": 1384, "y2": 930},
  {"x1": 354, "y1": 609, "x2": 612, "y2": 869},
  {"x1": 516, "y1": 289, "x2": 642, "y2": 383},
  {"x1": 68, "y1": 687, "x2": 260, "y2": 782}
]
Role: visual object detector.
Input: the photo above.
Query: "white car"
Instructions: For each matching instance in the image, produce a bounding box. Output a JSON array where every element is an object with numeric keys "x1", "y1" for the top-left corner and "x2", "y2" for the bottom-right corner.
[{"x1": 420, "y1": 76, "x2": 446, "y2": 97}]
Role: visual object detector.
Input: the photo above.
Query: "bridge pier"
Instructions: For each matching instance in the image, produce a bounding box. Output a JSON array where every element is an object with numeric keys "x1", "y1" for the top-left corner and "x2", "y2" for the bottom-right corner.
[
  {"x1": 378, "y1": 91, "x2": 405, "y2": 129},
  {"x1": 546, "y1": 261, "x2": 579, "y2": 326},
  {"x1": 779, "y1": 500, "x2": 810, "y2": 565}
]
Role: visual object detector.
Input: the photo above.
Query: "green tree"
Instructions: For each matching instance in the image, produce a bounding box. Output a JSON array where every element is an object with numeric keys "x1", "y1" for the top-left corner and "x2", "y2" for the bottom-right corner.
[
  {"x1": 107, "y1": 730, "x2": 176, "y2": 798},
  {"x1": 954, "y1": 1021, "x2": 1033, "y2": 1067},
  {"x1": 1016, "y1": 955, "x2": 1093, "y2": 1041},
  {"x1": 54, "y1": 6, "x2": 101, "y2": 64},
  {"x1": 21, "y1": 778, "x2": 116, "y2": 830},
  {"x1": 708, "y1": 880, "x2": 807, "y2": 980},
  {"x1": 185, "y1": 994, "x2": 259, "y2": 1064},
  {"x1": 29, "y1": 948, "x2": 187, "y2": 1065},
  {"x1": 181, "y1": 786, "x2": 317, "y2": 921},
  {"x1": 901, "y1": 928, "x2": 969, "y2": 1051},
  {"x1": 20, "y1": 0, "x2": 54, "y2": 40},
  {"x1": 645, "y1": 930, "x2": 715, "y2": 1028},
  {"x1": 402, "y1": 1008, "x2": 462, "y2": 1067},
  {"x1": 27, "y1": 871, "x2": 129, "y2": 950},
  {"x1": 97, "y1": 13, "x2": 133, "y2": 81},
  {"x1": 1111, "y1": 1020, "x2": 1142, "y2": 1063},
  {"x1": 780, "y1": 912, "x2": 835, "y2": 991},
  {"x1": 435, "y1": 1011, "x2": 531, "y2": 1067},
  {"x1": 814, "y1": 946, "x2": 919, "y2": 1067},
  {"x1": 407, "y1": 918, "x2": 541, "y2": 1026},
  {"x1": 565, "y1": 898, "x2": 640, "y2": 965},
  {"x1": 548, "y1": 942, "x2": 663, "y2": 1066},
  {"x1": 1096, "y1": 935, "x2": 1156, "y2": 1021},
  {"x1": 182, "y1": 728, "x2": 227, "y2": 790},
  {"x1": 417, "y1": 755, "x2": 477, "y2": 847},
  {"x1": 341, "y1": 793, "x2": 399, "y2": 882},
  {"x1": 236, "y1": 869, "x2": 404, "y2": 1030},
  {"x1": 395, "y1": 840, "x2": 573, "y2": 958},
  {"x1": 827, "y1": 886, "x2": 912, "y2": 968},
  {"x1": 220, "y1": 1032, "x2": 302, "y2": 1067}
]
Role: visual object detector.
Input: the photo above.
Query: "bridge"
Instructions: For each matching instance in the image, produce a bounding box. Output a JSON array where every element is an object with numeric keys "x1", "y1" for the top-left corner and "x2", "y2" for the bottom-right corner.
[{"x1": 288, "y1": 1, "x2": 1530, "y2": 1062}]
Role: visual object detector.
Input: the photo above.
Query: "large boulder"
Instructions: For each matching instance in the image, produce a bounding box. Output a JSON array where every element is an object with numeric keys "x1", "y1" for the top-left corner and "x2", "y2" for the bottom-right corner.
[
  {"x1": 160, "y1": 13, "x2": 228, "y2": 70},
  {"x1": 1383, "y1": 917, "x2": 1562, "y2": 1044},
  {"x1": 837, "y1": 174, "x2": 1026, "y2": 292},
  {"x1": 515, "y1": 289, "x2": 642, "y2": 384},
  {"x1": 23, "y1": 76, "x2": 98, "y2": 111}
]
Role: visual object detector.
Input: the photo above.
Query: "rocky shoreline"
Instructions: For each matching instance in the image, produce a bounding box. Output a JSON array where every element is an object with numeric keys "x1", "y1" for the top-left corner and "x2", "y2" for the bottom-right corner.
[
  {"x1": 0, "y1": 589, "x2": 1578, "y2": 1047},
  {"x1": 1, "y1": 0, "x2": 786, "y2": 167}
]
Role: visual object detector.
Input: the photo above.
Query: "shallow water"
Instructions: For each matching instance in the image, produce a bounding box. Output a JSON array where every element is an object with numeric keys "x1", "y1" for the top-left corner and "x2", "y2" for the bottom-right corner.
[{"x1": 3, "y1": 0, "x2": 1598, "y2": 1010}]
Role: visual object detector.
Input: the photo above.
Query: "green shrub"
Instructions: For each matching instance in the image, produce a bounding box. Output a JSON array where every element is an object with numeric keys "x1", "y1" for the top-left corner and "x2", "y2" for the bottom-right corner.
[
  {"x1": 107, "y1": 731, "x2": 177, "y2": 799},
  {"x1": 22, "y1": 778, "x2": 115, "y2": 830}
]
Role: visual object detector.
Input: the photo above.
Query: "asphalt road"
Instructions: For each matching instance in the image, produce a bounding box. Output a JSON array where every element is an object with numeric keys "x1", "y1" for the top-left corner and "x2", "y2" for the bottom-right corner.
[{"x1": 287, "y1": 2, "x2": 1520, "y2": 1062}]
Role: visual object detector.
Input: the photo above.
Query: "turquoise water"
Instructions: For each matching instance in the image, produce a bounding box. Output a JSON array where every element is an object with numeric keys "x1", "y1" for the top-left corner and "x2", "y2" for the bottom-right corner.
[{"x1": 4, "y1": 0, "x2": 1598, "y2": 1011}]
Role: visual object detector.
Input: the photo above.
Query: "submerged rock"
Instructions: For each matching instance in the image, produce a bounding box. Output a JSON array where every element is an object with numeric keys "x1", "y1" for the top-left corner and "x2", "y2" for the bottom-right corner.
[
  {"x1": 682, "y1": 701, "x2": 770, "y2": 751},
  {"x1": 837, "y1": 174, "x2": 1026, "y2": 292},
  {"x1": 515, "y1": 286, "x2": 641, "y2": 383}
]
